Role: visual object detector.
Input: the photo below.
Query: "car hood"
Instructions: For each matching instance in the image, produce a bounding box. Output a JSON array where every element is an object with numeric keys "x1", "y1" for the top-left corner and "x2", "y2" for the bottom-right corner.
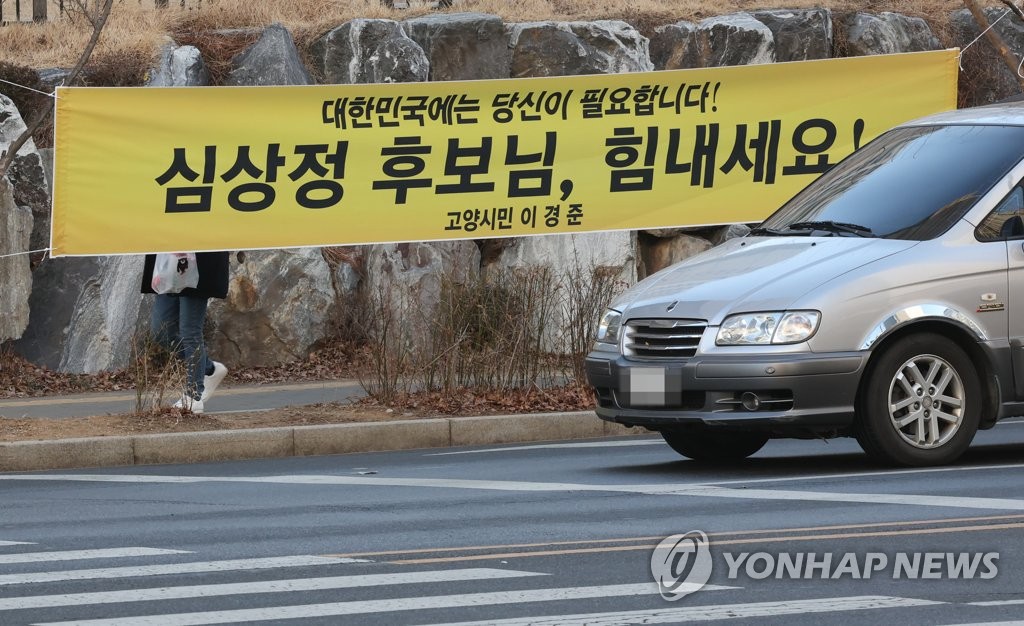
[{"x1": 613, "y1": 236, "x2": 918, "y2": 324}]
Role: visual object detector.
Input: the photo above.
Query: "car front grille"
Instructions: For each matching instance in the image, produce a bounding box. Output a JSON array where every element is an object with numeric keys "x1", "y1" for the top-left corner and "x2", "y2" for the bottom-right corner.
[{"x1": 623, "y1": 319, "x2": 706, "y2": 359}]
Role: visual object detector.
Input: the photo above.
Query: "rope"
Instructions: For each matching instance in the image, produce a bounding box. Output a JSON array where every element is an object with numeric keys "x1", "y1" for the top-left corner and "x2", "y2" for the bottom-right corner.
[
  {"x1": 0, "y1": 247, "x2": 51, "y2": 259},
  {"x1": 0, "y1": 78, "x2": 57, "y2": 99},
  {"x1": 958, "y1": 8, "x2": 1013, "y2": 72}
]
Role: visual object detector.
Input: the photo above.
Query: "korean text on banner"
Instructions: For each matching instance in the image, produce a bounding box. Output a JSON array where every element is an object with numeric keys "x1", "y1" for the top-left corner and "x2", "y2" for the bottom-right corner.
[{"x1": 51, "y1": 49, "x2": 959, "y2": 256}]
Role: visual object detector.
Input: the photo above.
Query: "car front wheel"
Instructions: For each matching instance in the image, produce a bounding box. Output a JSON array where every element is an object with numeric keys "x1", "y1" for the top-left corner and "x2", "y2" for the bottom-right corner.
[
  {"x1": 855, "y1": 333, "x2": 981, "y2": 466},
  {"x1": 660, "y1": 429, "x2": 769, "y2": 463}
]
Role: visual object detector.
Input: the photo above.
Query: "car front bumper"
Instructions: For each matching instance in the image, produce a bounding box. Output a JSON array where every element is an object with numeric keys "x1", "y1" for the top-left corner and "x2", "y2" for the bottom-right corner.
[{"x1": 585, "y1": 349, "x2": 867, "y2": 435}]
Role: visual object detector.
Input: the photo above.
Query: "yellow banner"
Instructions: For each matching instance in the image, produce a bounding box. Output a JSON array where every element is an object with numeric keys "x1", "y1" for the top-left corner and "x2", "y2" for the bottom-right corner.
[{"x1": 52, "y1": 50, "x2": 958, "y2": 256}]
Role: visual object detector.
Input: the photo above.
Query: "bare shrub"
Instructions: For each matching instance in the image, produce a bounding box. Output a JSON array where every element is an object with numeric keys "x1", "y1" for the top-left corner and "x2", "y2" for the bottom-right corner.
[
  {"x1": 354, "y1": 282, "x2": 416, "y2": 404},
  {"x1": 559, "y1": 260, "x2": 627, "y2": 384},
  {"x1": 422, "y1": 267, "x2": 558, "y2": 393},
  {"x1": 128, "y1": 333, "x2": 187, "y2": 415}
]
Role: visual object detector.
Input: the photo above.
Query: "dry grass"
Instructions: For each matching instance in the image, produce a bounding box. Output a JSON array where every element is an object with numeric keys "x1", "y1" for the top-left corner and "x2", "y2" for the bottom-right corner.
[{"x1": 0, "y1": 0, "x2": 1005, "y2": 71}]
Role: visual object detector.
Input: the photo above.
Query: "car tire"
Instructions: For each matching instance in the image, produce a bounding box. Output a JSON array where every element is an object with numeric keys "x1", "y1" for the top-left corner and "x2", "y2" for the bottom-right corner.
[
  {"x1": 660, "y1": 429, "x2": 769, "y2": 462},
  {"x1": 854, "y1": 333, "x2": 981, "y2": 466}
]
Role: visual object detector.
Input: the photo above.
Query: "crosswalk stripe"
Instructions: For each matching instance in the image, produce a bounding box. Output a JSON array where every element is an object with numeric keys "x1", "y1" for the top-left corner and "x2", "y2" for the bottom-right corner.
[
  {"x1": 6, "y1": 473, "x2": 1024, "y2": 511},
  {"x1": 0, "y1": 556, "x2": 354, "y2": 586},
  {"x1": 0, "y1": 541, "x2": 35, "y2": 546},
  {"x1": 969, "y1": 600, "x2": 1024, "y2": 606},
  {"x1": 0, "y1": 568, "x2": 544, "y2": 611},
  {"x1": 423, "y1": 595, "x2": 945, "y2": 625},
  {"x1": 0, "y1": 548, "x2": 188, "y2": 565},
  {"x1": 34, "y1": 582, "x2": 737, "y2": 625}
]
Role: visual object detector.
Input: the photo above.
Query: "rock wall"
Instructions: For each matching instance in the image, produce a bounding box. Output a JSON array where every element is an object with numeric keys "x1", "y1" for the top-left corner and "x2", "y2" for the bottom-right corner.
[{"x1": 0, "y1": 8, "x2": 1008, "y2": 372}]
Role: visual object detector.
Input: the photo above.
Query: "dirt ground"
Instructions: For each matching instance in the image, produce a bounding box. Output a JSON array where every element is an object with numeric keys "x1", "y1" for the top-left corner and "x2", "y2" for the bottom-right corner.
[
  {"x1": 0, "y1": 403, "x2": 448, "y2": 443},
  {"x1": 0, "y1": 383, "x2": 596, "y2": 443}
]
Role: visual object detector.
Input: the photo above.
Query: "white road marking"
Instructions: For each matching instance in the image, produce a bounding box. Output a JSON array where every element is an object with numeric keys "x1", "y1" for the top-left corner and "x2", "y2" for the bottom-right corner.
[
  {"x1": 0, "y1": 556, "x2": 359, "y2": 586},
  {"x1": 0, "y1": 547, "x2": 187, "y2": 564},
  {"x1": 428, "y1": 440, "x2": 663, "y2": 455},
  {"x1": 33, "y1": 582, "x2": 736, "y2": 626},
  {"x1": 0, "y1": 568, "x2": 544, "y2": 611},
  {"x1": 968, "y1": 599, "x2": 1024, "y2": 606},
  {"x1": 5, "y1": 473, "x2": 1024, "y2": 511},
  {"x1": 0, "y1": 540, "x2": 35, "y2": 546},
  {"x1": 426, "y1": 595, "x2": 944, "y2": 625},
  {"x1": 940, "y1": 622, "x2": 1024, "y2": 626},
  {"x1": 701, "y1": 463, "x2": 1024, "y2": 487}
]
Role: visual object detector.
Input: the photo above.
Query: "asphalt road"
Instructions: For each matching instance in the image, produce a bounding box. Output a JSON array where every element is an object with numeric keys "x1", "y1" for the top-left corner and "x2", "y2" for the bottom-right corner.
[{"x1": 3, "y1": 422, "x2": 1024, "y2": 625}]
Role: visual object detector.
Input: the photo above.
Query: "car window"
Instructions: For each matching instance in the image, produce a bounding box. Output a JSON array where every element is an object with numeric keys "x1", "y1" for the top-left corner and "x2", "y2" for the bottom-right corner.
[
  {"x1": 759, "y1": 125, "x2": 1024, "y2": 240},
  {"x1": 977, "y1": 186, "x2": 1024, "y2": 241}
]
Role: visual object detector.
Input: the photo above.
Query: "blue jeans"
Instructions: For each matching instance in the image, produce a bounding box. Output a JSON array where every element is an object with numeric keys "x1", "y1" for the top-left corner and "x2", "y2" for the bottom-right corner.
[{"x1": 150, "y1": 293, "x2": 211, "y2": 401}]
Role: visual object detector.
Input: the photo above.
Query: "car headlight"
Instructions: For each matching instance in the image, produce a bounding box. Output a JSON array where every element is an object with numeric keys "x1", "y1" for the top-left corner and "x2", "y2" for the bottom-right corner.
[
  {"x1": 596, "y1": 309, "x2": 623, "y2": 345},
  {"x1": 716, "y1": 311, "x2": 820, "y2": 345}
]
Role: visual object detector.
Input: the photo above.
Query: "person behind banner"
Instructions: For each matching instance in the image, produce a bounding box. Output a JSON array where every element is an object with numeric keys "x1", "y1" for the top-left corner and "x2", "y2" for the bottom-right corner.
[{"x1": 141, "y1": 251, "x2": 230, "y2": 414}]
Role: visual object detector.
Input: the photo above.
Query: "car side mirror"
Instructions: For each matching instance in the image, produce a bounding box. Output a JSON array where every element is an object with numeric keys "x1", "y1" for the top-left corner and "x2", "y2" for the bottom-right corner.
[{"x1": 1001, "y1": 215, "x2": 1024, "y2": 239}]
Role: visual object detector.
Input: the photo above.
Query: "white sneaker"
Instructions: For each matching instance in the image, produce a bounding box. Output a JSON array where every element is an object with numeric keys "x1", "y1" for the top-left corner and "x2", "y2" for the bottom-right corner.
[
  {"x1": 173, "y1": 395, "x2": 204, "y2": 414},
  {"x1": 201, "y1": 361, "x2": 228, "y2": 402}
]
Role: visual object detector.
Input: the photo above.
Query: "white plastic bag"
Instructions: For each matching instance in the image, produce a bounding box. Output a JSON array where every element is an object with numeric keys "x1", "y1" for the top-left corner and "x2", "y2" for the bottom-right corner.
[{"x1": 151, "y1": 252, "x2": 199, "y2": 294}]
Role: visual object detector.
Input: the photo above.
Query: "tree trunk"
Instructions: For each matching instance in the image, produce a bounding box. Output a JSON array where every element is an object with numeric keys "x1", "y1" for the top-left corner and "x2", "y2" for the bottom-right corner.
[
  {"x1": 963, "y1": 0, "x2": 1024, "y2": 92},
  {"x1": 32, "y1": 0, "x2": 46, "y2": 22},
  {"x1": 0, "y1": 0, "x2": 115, "y2": 179}
]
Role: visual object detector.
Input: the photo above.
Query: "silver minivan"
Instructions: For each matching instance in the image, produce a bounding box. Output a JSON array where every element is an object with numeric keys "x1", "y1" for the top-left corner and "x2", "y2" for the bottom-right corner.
[{"x1": 585, "y1": 101, "x2": 1024, "y2": 467}]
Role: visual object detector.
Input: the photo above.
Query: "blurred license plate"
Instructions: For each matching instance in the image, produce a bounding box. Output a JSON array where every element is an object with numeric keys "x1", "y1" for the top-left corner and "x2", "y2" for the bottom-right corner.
[{"x1": 624, "y1": 367, "x2": 676, "y2": 407}]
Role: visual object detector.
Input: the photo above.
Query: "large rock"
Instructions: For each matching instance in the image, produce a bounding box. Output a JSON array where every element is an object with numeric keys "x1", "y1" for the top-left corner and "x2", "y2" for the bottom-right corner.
[
  {"x1": 508, "y1": 20, "x2": 653, "y2": 77},
  {"x1": 207, "y1": 249, "x2": 339, "y2": 367},
  {"x1": 844, "y1": 12, "x2": 942, "y2": 57},
  {"x1": 639, "y1": 232, "x2": 713, "y2": 279},
  {"x1": 145, "y1": 41, "x2": 211, "y2": 86},
  {"x1": 0, "y1": 94, "x2": 50, "y2": 264},
  {"x1": 403, "y1": 12, "x2": 510, "y2": 80},
  {"x1": 224, "y1": 23, "x2": 313, "y2": 86},
  {"x1": 751, "y1": 9, "x2": 833, "y2": 61},
  {"x1": 951, "y1": 7, "x2": 1024, "y2": 106},
  {"x1": 650, "y1": 21, "x2": 700, "y2": 70},
  {"x1": 57, "y1": 256, "x2": 150, "y2": 373},
  {"x1": 0, "y1": 180, "x2": 32, "y2": 342},
  {"x1": 13, "y1": 255, "x2": 149, "y2": 373},
  {"x1": 361, "y1": 241, "x2": 480, "y2": 348},
  {"x1": 651, "y1": 13, "x2": 775, "y2": 69},
  {"x1": 489, "y1": 231, "x2": 636, "y2": 349},
  {"x1": 310, "y1": 19, "x2": 429, "y2": 84}
]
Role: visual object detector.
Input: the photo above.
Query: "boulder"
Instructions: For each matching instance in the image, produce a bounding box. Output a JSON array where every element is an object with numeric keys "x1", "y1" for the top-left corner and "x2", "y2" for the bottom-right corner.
[
  {"x1": 639, "y1": 232, "x2": 713, "y2": 279},
  {"x1": 650, "y1": 21, "x2": 700, "y2": 70},
  {"x1": 751, "y1": 9, "x2": 833, "y2": 61},
  {"x1": 651, "y1": 13, "x2": 775, "y2": 69},
  {"x1": 508, "y1": 20, "x2": 652, "y2": 77},
  {"x1": 56, "y1": 255, "x2": 150, "y2": 373},
  {"x1": 207, "y1": 248, "x2": 339, "y2": 367},
  {"x1": 844, "y1": 12, "x2": 942, "y2": 57},
  {"x1": 362, "y1": 241, "x2": 481, "y2": 347},
  {"x1": 309, "y1": 19, "x2": 429, "y2": 84},
  {"x1": 145, "y1": 41, "x2": 211, "y2": 86},
  {"x1": 0, "y1": 94, "x2": 50, "y2": 264},
  {"x1": 488, "y1": 231, "x2": 636, "y2": 349},
  {"x1": 710, "y1": 223, "x2": 752, "y2": 246},
  {"x1": 0, "y1": 180, "x2": 32, "y2": 342},
  {"x1": 224, "y1": 23, "x2": 313, "y2": 86},
  {"x1": 403, "y1": 12, "x2": 510, "y2": 80}
]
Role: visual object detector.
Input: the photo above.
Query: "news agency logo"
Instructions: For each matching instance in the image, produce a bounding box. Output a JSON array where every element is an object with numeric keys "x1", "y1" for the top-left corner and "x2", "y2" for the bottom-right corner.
[
  {"x1": 650, "y1": 529, "x2": 1000, "y2": 599},
  {"x1": 650, "y1": 530, "x2": 713, "y2": 601}
]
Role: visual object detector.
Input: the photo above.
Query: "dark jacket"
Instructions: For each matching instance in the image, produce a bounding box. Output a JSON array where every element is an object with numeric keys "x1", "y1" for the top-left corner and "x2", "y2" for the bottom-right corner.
[{"x1": 141, "y1": 252, "x2": 230, "y2": 299}]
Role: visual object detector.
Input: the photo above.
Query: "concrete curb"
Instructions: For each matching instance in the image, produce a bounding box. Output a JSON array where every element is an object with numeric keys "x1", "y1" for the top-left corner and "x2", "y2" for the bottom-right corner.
[{"x1": 0, "y1": 412, "x2": 645, "y2": 472}]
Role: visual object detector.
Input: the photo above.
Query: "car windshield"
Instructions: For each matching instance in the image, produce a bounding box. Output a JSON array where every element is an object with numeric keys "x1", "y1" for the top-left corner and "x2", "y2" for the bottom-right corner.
[{"x1": 758, "y1": 124, "x2": 1024, "y2": 240}]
